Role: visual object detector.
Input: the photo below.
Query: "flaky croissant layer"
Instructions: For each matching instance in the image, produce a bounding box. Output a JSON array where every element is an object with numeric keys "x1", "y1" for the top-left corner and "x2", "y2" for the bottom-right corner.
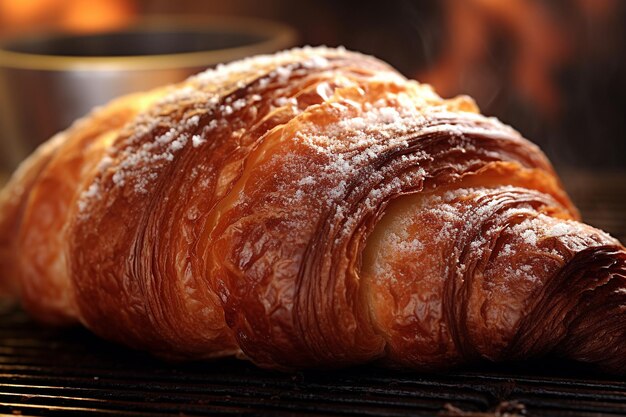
[{"x1": 0, "y1": 47, "x2": 624, "y2": 372}]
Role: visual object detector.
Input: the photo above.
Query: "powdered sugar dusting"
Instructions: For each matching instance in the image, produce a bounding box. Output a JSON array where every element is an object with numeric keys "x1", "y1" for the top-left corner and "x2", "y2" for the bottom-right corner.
[
  {"x1": 191, "y1": 46, "x2": 336, "y2": 88},
  {"x1": 77, "y1": 182, "x2": 99, "y2": 212},
  {"x1": 251, "y1": 66, "x2": 523, "y2": 251},
  {"x1": 76, "y1": 46, "x2": 354, "y2": 214},
  {"x1": 367, "y1": 184, "x2": 617, "y2": 293},
  {"x1": 192, "y1": 134, "x2": 206, "y2": 148}
]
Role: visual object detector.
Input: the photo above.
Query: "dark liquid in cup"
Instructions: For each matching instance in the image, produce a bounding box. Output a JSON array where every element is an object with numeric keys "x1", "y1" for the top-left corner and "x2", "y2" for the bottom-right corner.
[{"x1": 4, "y1": 29, "x2": 266, "y2": 57}]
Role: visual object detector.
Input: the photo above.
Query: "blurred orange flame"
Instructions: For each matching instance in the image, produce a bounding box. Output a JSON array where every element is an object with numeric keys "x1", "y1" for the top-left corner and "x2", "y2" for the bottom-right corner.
[
  {"x1": 0, "y1": 0, "x2": 135, "y2": 35},
  {"x1": 418, "y1": 0, "x2": 618, "y2": 117}
]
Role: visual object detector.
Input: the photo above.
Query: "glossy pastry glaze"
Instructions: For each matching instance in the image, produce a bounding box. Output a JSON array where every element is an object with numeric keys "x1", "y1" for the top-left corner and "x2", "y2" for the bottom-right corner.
[{"x1": 0, "y1": 47, "x2": 624, "y2": 372}]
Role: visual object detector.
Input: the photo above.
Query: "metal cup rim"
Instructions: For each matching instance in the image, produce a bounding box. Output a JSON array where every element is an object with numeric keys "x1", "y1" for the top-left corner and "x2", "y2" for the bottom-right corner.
[{"x1": 0, "y1": 15, "x2": 298, "y2": 71}]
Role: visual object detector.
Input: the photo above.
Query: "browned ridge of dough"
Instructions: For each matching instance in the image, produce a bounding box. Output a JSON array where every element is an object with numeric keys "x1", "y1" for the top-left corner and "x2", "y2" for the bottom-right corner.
[{"x1": 0, "y1": 47, "x2": 624, "y2": 373}]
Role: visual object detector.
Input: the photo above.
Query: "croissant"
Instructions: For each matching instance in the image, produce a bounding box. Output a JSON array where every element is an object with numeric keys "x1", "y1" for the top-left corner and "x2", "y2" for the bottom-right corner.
[{"x1": 1, "y1": 47, "x2": 624, "y2": 372}]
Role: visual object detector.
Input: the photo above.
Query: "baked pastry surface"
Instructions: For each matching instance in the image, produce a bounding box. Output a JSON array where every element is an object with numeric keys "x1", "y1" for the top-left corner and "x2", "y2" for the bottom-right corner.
[{"x1": 0, "y1": 47, "x2": 624, "y2": 372}]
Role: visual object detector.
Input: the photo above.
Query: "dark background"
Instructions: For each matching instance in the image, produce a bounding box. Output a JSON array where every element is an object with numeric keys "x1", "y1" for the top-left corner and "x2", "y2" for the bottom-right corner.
[{"x1": 1, "y1": 0, "x2": 625, "y2": 171}]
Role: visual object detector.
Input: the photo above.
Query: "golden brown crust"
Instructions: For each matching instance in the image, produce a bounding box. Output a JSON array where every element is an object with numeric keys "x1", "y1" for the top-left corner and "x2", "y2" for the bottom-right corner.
[
  {"x1": 12, "y1": 90, "x2": 166, "y2": 324},
  {"x1": 0, "y1": 131, "x2": 65, "y2": 297},
  {"x1": 1, "y1": 47, "x2": 624, "y2": 372}
]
